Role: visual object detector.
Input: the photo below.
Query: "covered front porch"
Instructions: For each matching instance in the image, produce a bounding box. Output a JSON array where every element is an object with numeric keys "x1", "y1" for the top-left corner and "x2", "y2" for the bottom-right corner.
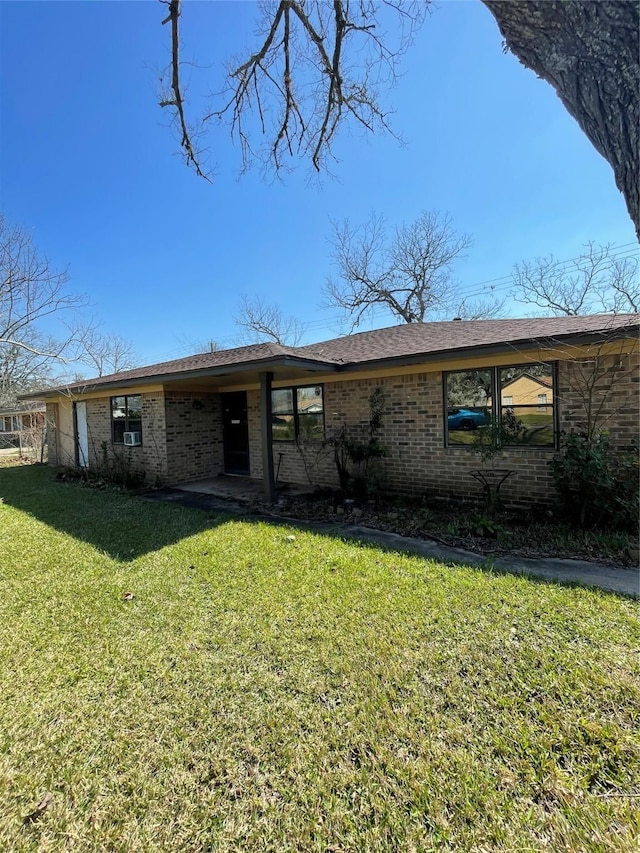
[
  {"x1": 162, "y1": 356, "x2": 337, "y2": 502},
  {"x1": 174, "y1": 472, "x2": 316, "y2": 505}
]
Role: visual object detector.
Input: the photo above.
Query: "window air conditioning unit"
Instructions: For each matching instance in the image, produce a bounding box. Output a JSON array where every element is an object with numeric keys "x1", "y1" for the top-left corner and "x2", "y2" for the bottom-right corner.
[{"x1": 123, "y1": 431, "x2": 141, "y2": 446}]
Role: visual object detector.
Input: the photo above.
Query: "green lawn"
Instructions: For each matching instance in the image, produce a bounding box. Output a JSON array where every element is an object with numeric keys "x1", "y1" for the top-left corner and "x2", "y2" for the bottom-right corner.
[{"x1": 1, "y1": 464, "x2": 638, "y2": 852}]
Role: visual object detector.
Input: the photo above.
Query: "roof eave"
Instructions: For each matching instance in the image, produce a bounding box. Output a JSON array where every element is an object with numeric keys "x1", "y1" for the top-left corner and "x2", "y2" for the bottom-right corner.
[{"x1": 19, "y1": 355, "x2": 340, "y2": 400}]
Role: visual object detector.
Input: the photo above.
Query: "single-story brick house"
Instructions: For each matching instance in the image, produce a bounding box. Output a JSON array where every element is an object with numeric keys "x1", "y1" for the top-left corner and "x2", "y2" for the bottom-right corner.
[{"x1": 25, "y1": 314, "x2": 639, "y2": 505}]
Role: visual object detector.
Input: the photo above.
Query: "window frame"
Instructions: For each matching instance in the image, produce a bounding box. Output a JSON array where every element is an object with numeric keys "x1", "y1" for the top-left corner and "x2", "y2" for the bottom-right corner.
[
  {"x1": 443, "y1": 362, "x2": 558, "y2": 450},
  {"x1": 110, "y1": 394, "x2": 143, "y2": 445},
  {"x1": 271, "y1": 384, "x2": 325, "y2": 443}
]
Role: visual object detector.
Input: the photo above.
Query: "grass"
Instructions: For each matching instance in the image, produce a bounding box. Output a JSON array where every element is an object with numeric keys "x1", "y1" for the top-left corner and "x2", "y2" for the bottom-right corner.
[{"x1": 1, "y1": 463, "x2": 639, "y2": 852}]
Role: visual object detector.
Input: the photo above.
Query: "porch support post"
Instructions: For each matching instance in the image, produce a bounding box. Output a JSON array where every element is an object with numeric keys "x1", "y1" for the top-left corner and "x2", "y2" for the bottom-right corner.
[{"x1": 259, "y1": 371, "x2": 276, "y2": 503}]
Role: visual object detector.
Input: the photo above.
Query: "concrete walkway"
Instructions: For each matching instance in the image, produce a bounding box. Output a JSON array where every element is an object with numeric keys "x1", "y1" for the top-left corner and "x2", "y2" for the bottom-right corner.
[{"x1": 143, "y1": 488, "x2": 640, "y2": 598}]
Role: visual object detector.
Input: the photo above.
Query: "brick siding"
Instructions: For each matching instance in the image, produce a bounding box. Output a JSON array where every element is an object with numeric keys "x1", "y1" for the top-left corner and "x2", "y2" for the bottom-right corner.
[
  {"x1": 50, "y1": 349, "x2": 639, "y2": 507},
  {"x1": 246, "y1": 354, "x2": 640, "y2": 506},
  {"x1": 164, "y1": 391, "x2": 223, "y2": 483}
]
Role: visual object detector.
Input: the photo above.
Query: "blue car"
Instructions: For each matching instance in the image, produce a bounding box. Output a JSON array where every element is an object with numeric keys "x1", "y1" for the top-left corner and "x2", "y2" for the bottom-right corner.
[{"x1": 447, "y1": 407, "x2": 489, "y2": 430}]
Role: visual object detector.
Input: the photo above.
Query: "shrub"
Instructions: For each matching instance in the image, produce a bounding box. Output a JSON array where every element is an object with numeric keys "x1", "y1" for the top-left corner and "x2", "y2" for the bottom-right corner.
[
  {"x1": 326, "y1": 388, "x2": 387, "y2": 501},
  {"x1": 550, "y1": 431, "x2": 639, "y2": 532}
]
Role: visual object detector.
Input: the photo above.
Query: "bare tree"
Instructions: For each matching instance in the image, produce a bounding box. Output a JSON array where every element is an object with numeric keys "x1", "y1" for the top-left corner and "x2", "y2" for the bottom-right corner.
[
  {"x1": 0, "y1": 215, "x2": 85, "y2": 357},
  {"x1": 160, "y1": 0, "x2": 427, "y2": 175},
  {"x1": 160, "y1": 1, "x2": 639, "y2": 236},
  {"x1": 513, "y1": 242, "x2": 639, "y2": 316},
  {"x1": 454, "y1": 295, "x2": 505, "y2": 321},
  {"x1": 70, "y1": 323, "x2": 137, "y2": 377},
  {"x1": 0, "y1": 331, "x2": 56, "y2": 408},
  {"x1": 235, "y1": 295, "x2": 306, "y2": 345},
  {"x1": 325, "y1": 211, "x2": 472, "y2": 328},
  {"x1": 173, "y1": 334, "x2": 221, "y2": 356}
]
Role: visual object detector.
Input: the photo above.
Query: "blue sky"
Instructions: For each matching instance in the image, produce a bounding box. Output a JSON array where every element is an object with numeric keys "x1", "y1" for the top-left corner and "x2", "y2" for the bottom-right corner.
[{"x1": 1, "y1": 0, "x2": 636, "y2": 367}]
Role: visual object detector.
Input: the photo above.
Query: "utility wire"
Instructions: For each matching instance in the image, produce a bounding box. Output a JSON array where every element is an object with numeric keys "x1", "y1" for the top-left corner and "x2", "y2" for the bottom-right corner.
[{"x1": 153, "y1": 242, "x2": 639, "y2": 360}]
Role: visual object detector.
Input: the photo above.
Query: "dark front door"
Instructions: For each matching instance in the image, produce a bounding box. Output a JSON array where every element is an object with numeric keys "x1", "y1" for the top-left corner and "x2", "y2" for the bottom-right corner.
[{"x1": 222, "y1": 391, "x2": 250, "y2": 475}]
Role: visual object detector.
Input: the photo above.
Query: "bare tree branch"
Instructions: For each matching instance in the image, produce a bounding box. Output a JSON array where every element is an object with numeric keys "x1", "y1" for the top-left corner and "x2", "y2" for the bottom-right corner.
[
  {"x1": 512, "y1": 242, "x2": 639, "y2": 316},
  {"x1": 160, "y1": 0, "x2": 427, "y2": 177},
  {"x1": 159, "y1": 0, "x2": 211, "y2": 180},
  {"x1": 0, "y1": 330, "x2": 58, "y2": 407},
  {"x1": 325, "y1": 211, "x2": 473, "y2": 328},
  {"x1": 0, "y1": 215, "x2": 86, "y2": 355},
  {"x1": 159, "y1": 1, "x2": 639, "y2": 237},
  {"x1": 454, "y1": 294, "x2": 506, "y2": 320},
  {"x1": 68, "y1": 321, "x2": 138, "y2": 377},
  {"x1": 235, "y1": 295, "x2": 306, "y2": 345}
]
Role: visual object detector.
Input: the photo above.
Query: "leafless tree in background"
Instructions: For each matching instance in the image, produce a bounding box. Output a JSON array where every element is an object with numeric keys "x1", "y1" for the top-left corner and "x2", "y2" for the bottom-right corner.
[
  {"x1": 0, "y1": 215, "x2": 85, "y2": 357},
  {"x1": 453, "y1": 295, "x2": 505, "y2": 321},
  {"x1": 235, "y1": 295, "x2": 306, "y2": 345},
  {"x1": 0, "y1": 332, "x2": 57, "y2": 408},
  {"x1": 325, "y1": 211, "x2": 473, "y2": 328},
  {"x1": 512, "y1": 243, "x2": 639, "y2": 316},
  {"x1": 160, "y1": 1, "x2": 639, "y2": 236},
  {"x1": 70, "y1": 323, "x2": 137, "y2": 377},
  {"x1": 0, "y1": 216, "x2": 139, "y2": 401}
]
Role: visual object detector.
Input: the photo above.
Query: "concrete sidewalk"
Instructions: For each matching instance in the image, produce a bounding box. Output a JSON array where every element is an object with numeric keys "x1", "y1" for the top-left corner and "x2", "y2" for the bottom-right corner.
[{"x1": 143, "y1": 488, "x2": 639, "y2": 598}]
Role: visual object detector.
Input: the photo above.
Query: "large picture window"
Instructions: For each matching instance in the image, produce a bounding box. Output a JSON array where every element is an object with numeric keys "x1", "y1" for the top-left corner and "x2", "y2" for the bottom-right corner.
[
  {"x1": 272, "y1": 385, "x2": 324, "y2": 441},
  {"x1": 445, "y1": 364, "x2": 556, "y2": 447},
  {"x1": 111, "y1": 395, "x2": 142, "y2": 444}
]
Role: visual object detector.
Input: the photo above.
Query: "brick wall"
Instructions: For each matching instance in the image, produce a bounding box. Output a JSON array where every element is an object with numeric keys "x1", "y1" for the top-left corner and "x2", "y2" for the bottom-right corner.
[
  {"x1": 246, "y1": 388, "x2": 336, "y2": 487},
  {"x1": 558, "y1": 351, "x2": 639, "y2": 445},
  {"x1": 80, "y1": 393, "x2": 169, "y2": 485},
  {"x1": 164, "y1": 391, "x2": 223, "y2": 483},
  {"x1": 48, "y1": 348, "x2": 638, "y2": 505},
  {"x1": 246, "y1": 353, "x2": 639, "y2": 506}
]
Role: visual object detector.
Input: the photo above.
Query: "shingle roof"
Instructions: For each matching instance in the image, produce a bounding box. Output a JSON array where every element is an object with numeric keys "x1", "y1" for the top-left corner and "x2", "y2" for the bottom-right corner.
[
  {"x1": 29, "y1": 313, "x2": 639, "y2": 397},
  {"x1": 73, "y1": 341, "x2": 299, "y2": 387},
  {"x1": 296, "y1": 314, "x2": 639, "y2": 365}
]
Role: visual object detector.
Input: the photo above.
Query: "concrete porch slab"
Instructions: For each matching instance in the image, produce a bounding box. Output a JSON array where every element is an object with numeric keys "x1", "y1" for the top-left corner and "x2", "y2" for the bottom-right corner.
[{"x1": 174, "y1": 473, "x2": 314, "y2": 504}]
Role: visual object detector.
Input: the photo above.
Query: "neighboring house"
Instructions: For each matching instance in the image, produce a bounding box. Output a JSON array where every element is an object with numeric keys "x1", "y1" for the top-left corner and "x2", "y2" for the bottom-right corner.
[
  {"x1": 0, "y1": 402, "x2": 46, "y2": 453},
  {"x1": 500, "y1": 372, "x2": 554, "y2": 408},
  {"x1": 23, "y1": 315, "x2": 639, "y2": 506}
]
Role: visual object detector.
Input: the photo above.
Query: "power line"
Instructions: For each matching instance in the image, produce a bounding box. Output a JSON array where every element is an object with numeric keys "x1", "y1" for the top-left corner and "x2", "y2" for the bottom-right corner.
[{"x1": 151, "y1": 241, "x2": 639, "y2": 360}]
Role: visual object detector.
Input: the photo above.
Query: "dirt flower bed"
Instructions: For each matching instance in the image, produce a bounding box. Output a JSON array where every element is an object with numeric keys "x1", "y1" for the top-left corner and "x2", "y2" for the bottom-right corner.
[{"x1": 267, "y1": 491, "x2": 635, "y2": 567}]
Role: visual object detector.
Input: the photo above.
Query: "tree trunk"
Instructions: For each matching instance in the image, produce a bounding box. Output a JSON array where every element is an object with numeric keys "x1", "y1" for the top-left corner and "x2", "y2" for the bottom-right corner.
[{"x1": 482, "y1": 0, "x2": 639, "y2": 239}]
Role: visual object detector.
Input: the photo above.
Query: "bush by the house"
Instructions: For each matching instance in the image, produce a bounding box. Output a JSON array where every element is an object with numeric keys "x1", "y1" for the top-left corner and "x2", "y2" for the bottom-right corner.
[{"x1": 550, "y1": 431, "x2": 639, "y2": 532}]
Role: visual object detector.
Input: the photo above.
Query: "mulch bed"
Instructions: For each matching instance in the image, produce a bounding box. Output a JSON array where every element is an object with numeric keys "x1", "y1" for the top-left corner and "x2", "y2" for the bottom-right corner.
[{"x1": 262, "y1": 491, "x2": 636, "y2": 568}]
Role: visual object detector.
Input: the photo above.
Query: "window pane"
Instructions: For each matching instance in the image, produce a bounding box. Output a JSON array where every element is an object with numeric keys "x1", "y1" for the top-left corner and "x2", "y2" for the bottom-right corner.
[
  {"x1": 271, "y1": 389, "x2": 294, "y2": 441},
  {"x1": 503, "y1": 405, "x2": 554, "y2": 446},
  {"x1": 126, "y1": 395, "x2": 142, "y2": 421},
  {"x1": 446, "y1": 369, "x2": 492, "y2": 445},
  {"x1": 272, "y1": 389, "x2": 293, "y2": 415},
  {"x1": 112, "y1": 419, "x2": 126, "y2": 444},
  {"x1": 500, "y1": 365, "x2": 554, "y2": 446},
  {"x1": 112, "y1": 396, "x2": 126, "y2": 417},
  {"x1": 272, "y1": 415, "x2": 295, "y2": 441},
  {"x1": 297, "y1": 386, "x2": 323, "y2": 413},
  {"x1": 298, "y1": 412, "x2": 324, "y2": 440}
]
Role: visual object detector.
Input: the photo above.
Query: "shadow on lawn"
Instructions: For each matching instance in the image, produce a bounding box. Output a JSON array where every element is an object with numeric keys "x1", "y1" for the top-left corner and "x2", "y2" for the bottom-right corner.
[
  {"x1": 1, "y1": 465, "x2": 635, "y2": 597},
  {"x1": 0, "y1": 465, "x2": 227, "y2": 562}
]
